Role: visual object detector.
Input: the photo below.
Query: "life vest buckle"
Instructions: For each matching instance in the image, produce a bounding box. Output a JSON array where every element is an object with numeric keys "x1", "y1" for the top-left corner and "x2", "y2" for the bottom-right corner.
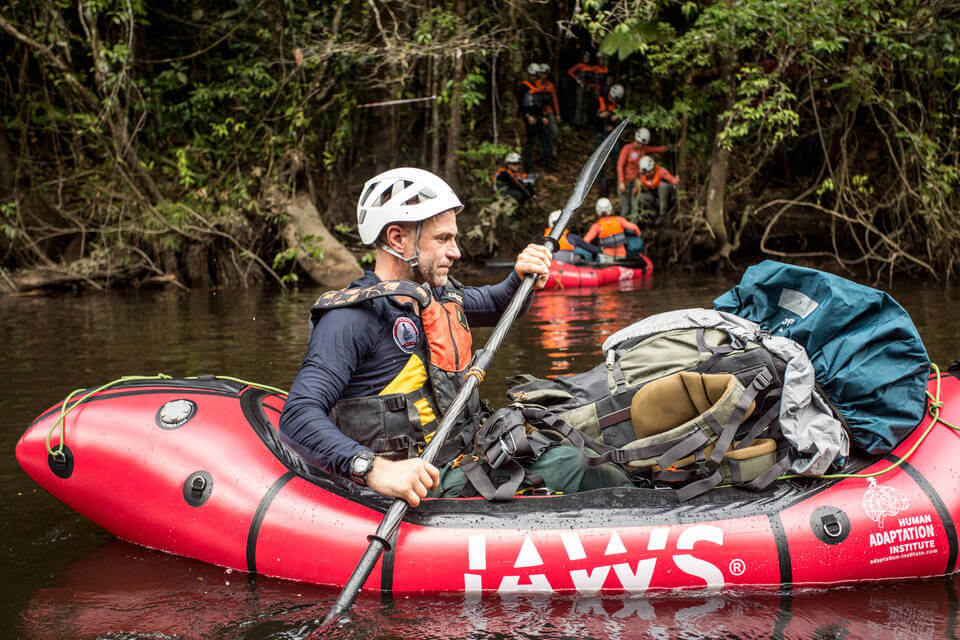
[{"x1": 385, "y1": 396, "x2": 406, "y2": 412}]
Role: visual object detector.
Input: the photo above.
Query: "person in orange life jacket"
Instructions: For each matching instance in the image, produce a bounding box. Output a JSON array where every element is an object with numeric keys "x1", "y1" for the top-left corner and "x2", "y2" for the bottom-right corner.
[
  {"x1": 591, "y1": 83, "x2": 624, "y2": 195},
  {"x1": 617, "y1": 127, "x2": 672, "y2": 221},
  {"x1": 280, "y1": 168, "x2": 632, "y2": 506},
  {"x1": 586, "y1": 53, "x2": 611, "y2": 96},
  {"x1": 637, "y1": 155, "x2": 678, "y2": 222},
  {"x1": 536, "y1": 63, "x2": 560, "y2": 168},
  {"x1": 493, "y1": 152, "x2": 534, "y2": 206},
  {"x1": 517, "y1": 62, "x2": 549, "y2": 170},
  {"x1": 566, "y1": 51, "x2": 592, "y2": 126},
  {"x1": 543, "y1": 209, "x2": 603, "y2": 264},
  {"x1": 582, "y1": 197, "x2": 643, "y2": 258}
]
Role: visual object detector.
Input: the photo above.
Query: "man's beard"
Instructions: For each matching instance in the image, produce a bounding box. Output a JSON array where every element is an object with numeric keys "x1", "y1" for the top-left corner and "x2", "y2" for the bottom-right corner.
[{"x1": 416, "y1": 257, "x2": 448, "y2": 288}]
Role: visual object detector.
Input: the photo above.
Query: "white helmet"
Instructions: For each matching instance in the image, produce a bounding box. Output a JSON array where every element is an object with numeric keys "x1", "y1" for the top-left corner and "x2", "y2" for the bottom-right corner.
[
  {"x1": 548, "y1": 209, "x2": 561, "y2": 227},
  {"x1": 505, "y1": 151, "x2": 521, "y2": 164},
  {"x1": 609, "y1": 84, "x2": 624, "y2": 100},
  {"x1": 635, "y1": 127, "x2": 651, "y2": 144},
  {"x1": 357, "y1": 167, "x2": 463, "y2": 245},
  {"x1": 639, "y1": 155, "x2": 655, "y2": 173},
  {"x1": 527, "y1": 62, "x2": 539, "y2": 75},
  {"x1": 539, "y1": 63, "x2": 551, "y2": 74},
  {"x1": 596, "y1": 197, "x2": 613, "y2": 215}
]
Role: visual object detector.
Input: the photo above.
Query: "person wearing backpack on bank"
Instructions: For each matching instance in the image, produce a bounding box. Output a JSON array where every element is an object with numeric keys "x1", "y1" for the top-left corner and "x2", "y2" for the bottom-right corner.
[
  {"x1": 536, "y1": 63, "x2": 561, "y2": 169},
  {"x1": 637, "y1": 155, "x2": 678, "y2": 222},
  {"x1": 279, "y1": 168, "x2": 632, "y2": 507},
  {"x1": 582, "y1": 197, "x2": 643, "y2": 258}
]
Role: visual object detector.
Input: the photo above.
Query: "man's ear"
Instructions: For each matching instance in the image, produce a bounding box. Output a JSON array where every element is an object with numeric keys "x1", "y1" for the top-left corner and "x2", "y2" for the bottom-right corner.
[{"x1": 381, "y1": 223, "x2": 409, "y2": 254}]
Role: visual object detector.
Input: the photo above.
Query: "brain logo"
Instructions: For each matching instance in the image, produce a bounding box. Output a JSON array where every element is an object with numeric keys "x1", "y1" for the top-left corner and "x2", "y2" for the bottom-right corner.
[{"x1": 862, "y1": 477, "x2": 909, "y2": 528}]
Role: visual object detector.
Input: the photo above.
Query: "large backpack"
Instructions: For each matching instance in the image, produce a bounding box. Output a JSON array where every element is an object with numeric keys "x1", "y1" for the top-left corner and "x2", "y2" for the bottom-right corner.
[
  {"x1": 505, "y1": 309, "x2": 850, "y2": 497},
  {"x1": 714, "y1": 261, "x2": 929, "y2": 455}
]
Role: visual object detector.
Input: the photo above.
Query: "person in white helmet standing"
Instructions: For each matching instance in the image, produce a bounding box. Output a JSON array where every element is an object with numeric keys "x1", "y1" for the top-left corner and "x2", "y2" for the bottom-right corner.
[
  {"x1": 280, "y1": 168, "x2": 632, "y2": 506},
  {"x1": 517, "y1": 62, "x2": 550, "y2": 170},
  {"x1": 616, "y1": 127, "x2": 671, "y2": 221}
]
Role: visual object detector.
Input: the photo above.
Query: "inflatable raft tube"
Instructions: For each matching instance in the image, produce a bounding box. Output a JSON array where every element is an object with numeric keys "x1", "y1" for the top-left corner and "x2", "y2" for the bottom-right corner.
[
  {"x1": 545, "y1": 254, "x2": 653, "y2": 289},
  {"x1": 15, "y1": 372, "x2": 960, "y2": 595}
]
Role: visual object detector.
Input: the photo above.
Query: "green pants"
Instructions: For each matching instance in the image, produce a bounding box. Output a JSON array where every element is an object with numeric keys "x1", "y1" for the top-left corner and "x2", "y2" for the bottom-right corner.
[{"x1": 430, "y1": 444, "x2": 634, "y2": 498}]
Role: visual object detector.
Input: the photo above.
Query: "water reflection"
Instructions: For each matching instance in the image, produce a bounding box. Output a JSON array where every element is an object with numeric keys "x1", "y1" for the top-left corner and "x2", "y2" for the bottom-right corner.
[
  {"x1": 528, "y1": 281, "x2": 656, "y2": 374},
  {"x1": 19, "y1": 541, "x2": 960, "y2": 640}
]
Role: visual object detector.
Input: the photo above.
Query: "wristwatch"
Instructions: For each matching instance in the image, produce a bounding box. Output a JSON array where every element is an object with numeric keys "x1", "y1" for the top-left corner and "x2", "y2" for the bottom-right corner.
[{"x1": 349, "y1": 449, "x2": 376, "y2": 486}]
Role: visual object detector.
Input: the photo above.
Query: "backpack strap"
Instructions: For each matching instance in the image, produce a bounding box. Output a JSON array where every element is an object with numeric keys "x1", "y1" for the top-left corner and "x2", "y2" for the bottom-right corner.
[
  {"x1": 606, "y1": 349, "x2": 629, "y2": 393},
  {"x1": 460, "y1": 456, "x2": 529, "y2": 502},
  {"x1": 694, "y1": 327, "x2": 744, "y2": 372}
]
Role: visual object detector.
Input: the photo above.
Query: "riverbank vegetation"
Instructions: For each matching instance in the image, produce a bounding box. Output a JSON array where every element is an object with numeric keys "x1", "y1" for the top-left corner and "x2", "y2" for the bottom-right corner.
[{"x1": 1, "y1": 0, "x2": 958, "y2": 291}]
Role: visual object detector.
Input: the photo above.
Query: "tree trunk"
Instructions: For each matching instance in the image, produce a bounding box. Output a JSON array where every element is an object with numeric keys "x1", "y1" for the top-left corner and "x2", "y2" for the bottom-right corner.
[
  {"x1": 0, "y1": 121, "x2": 15, "y2": 200},
  {"x1": 444, "y1": 50, "x2": 463, "y2": 190},
  {"x1": 443, "y1": 0, "x2": 466, "y2": 189},
  {"x1": 705, "y1": 143, "x2": 731, "y2": 251},
  {"x1": 704, "y1": 57, "x2": 737, "y2": 257},
  {"x1": 430, "y1": 56, "x2": 440, "y2": 174},
  {"x1": 281, "y1": 193, "x2": 363, "y2": 289}
]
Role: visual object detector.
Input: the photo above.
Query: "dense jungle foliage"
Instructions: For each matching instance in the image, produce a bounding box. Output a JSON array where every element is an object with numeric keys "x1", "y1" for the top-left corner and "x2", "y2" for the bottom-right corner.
[{"x1": 1, "y1": 0, "x2": 958, "y2": 290}]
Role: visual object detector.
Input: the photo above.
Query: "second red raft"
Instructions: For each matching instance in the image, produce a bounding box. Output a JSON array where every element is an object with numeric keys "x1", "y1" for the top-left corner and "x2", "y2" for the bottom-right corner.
[{"x1": 545, "y1": 254, "x2": 653, "y2": 288}]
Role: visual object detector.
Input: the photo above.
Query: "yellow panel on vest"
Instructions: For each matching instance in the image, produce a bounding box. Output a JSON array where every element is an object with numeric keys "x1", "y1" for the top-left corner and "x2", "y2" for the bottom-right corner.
[
  {"x1": 379, "y1": 353, "x2": 428, "y2": 395},
  {"x1": 378, "y1": 354, "x2": 436, "y2": 426},
  {"x1": 414, "y1": 397, "x2": 435, "y2": 426}
]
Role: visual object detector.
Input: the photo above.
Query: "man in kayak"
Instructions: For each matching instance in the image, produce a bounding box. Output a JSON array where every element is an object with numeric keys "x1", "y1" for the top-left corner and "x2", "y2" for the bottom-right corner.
[
  {"x1": 280, "y1": 168, "x2": 632, "y2": 506},
  {"x1": 582, "y1": 197, "x2": 643, "y2": 258}
]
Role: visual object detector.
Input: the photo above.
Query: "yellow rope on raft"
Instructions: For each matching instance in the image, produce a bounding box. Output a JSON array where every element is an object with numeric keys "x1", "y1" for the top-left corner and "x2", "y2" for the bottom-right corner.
[{"x1": 45, "y1": 374, "x2": 288, "y2": 457}]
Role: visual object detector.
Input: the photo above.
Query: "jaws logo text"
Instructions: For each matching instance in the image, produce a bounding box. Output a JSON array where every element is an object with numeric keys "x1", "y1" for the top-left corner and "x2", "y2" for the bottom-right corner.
[{"x1": 464, "y1": 525, "x2": 725, "y2": 594}]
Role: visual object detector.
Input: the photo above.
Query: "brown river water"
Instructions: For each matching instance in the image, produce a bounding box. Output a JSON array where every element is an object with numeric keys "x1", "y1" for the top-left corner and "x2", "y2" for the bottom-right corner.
[{"x1": 4, "y1": 266, "x2": 960, "y2": 639}]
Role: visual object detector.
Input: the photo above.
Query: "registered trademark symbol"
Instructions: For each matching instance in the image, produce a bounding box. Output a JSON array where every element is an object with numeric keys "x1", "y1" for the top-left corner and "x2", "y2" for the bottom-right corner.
[{"x1": 729, "y1": 558, "x2": 746, "y2": 576}]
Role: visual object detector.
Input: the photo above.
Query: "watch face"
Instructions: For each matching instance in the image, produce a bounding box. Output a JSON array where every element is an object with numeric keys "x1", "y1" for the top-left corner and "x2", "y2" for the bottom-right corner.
[{"x1": 352, "y1": 453, "x2": 373, "y2": 475}]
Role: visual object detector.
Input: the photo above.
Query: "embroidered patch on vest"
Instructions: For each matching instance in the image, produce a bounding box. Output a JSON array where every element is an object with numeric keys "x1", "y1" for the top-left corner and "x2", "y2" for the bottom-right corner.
[{"x1": 393, "y1": 317, "x2": 419, "y2": 353}]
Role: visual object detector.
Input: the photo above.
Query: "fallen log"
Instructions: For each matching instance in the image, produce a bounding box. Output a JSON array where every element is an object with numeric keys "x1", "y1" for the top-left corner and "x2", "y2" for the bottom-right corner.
[{"x1": 280, "y1": 193, "x2": 363, "y2": 289}]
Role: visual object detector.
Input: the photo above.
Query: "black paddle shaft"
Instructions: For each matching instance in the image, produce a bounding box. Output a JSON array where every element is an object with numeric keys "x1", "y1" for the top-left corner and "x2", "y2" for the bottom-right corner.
[{"x1": 322, "y1": 116, "x2": 632, "y2": 627}]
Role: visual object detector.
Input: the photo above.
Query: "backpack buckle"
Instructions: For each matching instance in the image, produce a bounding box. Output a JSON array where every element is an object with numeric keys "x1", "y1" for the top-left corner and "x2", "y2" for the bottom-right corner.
[{"x1": 753, "y1": 369, "x2": 773, "y2": 389}]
